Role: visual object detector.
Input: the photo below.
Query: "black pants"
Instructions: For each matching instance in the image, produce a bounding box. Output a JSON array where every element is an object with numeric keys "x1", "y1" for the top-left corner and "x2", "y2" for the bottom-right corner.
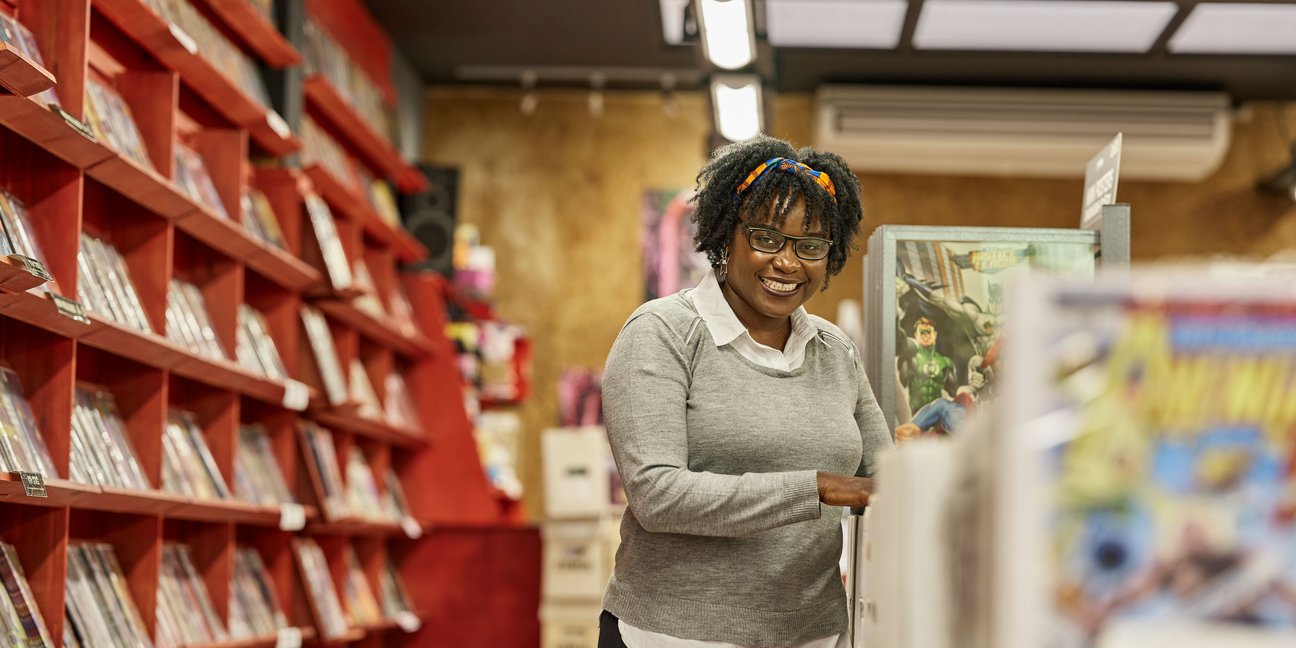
[{"x1": 599, "y1": 610, "x2": 628, "y2": 648}]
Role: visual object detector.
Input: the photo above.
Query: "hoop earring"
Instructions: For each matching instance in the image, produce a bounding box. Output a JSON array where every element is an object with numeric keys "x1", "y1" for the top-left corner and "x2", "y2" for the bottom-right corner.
[{"x1": 718, "y1": 251, "x2": 729, "y2": 284}]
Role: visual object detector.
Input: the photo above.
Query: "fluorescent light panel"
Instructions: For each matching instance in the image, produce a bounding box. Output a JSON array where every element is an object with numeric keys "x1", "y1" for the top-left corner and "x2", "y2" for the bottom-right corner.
[
  {"x1": 711, "y1": 75, "x2": 763, "y2": 142},
  {"x1": 766, "y1": 0, "x2": 908, "y2": 49},
  {"x1": 699, "y1": 0, "x2": 756, "y2": 69},
  {"x1": 914, "y1": 0, "x2": 1178, "y2": 53},
  {"x1": 1170, "y1": 4, "x2": 1296, "y2": 55},
  {"x1": 659, "y1": 0, "x2": 690, "y2": 45}
]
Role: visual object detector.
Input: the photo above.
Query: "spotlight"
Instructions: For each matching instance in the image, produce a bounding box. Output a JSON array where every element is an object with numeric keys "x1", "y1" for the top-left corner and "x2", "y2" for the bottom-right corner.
[
  {"x1": 697, "y1": 0, "x2": 755, "y2": 70},
  {"x1": 710, "y1": 73, "x2": 762, "y2": 142}
]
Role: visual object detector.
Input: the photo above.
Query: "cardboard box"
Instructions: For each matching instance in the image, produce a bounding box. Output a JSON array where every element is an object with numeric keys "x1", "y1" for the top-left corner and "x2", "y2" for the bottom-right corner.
[
  {"x1": 540, "y1": 601, "x2": 602, "y2": 648},
  {"x1": 542, "y1": 427, "x2": 615, "y2": 519},
  {"x1": 543, "y1": 518, "x2": 613, "y2": 601}
]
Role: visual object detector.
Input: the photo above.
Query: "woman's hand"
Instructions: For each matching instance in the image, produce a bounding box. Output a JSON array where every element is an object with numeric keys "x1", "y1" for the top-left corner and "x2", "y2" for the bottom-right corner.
[{"x1": 815, "y1": 472, "x2": 874, "y2": 507}]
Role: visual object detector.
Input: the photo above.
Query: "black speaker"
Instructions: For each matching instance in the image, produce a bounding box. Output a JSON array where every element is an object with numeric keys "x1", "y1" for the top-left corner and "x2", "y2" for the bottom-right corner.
[{"x1": 401, "y1": 165, "x2": 459, "y2": 275}]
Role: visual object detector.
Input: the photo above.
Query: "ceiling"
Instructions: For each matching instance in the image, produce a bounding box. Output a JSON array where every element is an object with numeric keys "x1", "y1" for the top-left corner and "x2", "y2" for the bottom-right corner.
[{"x1": 365, "y1": 0, "x2": 1296, "y2": 101}]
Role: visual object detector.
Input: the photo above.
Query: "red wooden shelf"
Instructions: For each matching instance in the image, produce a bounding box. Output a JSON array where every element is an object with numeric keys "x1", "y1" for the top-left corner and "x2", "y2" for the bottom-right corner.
[
  {"x1": 186, "y1": 628, "x2": 317, "y2": 648},
  {"x1": 0, "y1": 257, "x2": 49, "y2": 293},
  {"x1": 0, "y1": 95, "x2": 115, "y2": 168},
  {"x1": 355, "y1": 619, "x2": 400, "y2": 633},
  {"x1": 0, "y1": 290, "x2": 95, "y2": 338},
  {"x1": 314, "y1": 298, "x2": 436, "y2": 358},
  {"x1": 311, "y1": 408, "x2": 424, "y2": 447},
  {"x1": 200, "y1": 0, "x2": 303, "y2": 68},
  {"x1": 306, "y1": 516, "x2": 403, "y2": 537},
  {"x1": 246, "y1": 243, "x2": 325, "y2": 293},
  {"x1": 95, "y1": 0, "x2": 301, "y2": 156},
  {"x1": 87, "y1": 153, "x2": 196, "y2": 220},
  {"x1": 177, "y1": 208, "x2": 264, "y2": 263},
  {"x1": 169, "y1": 351, "x2": 322, "y2": 409},
  {"x1": 0, "y1": 43, "x2": 56, "y2": 97},
  {"x1": 303, "y1": 75, "x2": 425, "y2": 193},
  {"x1": 83, "y1": 486, "x2": 191, "y2": 516},
  {"x1": 166, "y1": 498, "x2": 276, "y2": 525},
  {"x1": 80, "y1": 314, "x2": 188, "y2": 370},
  {"x1": 0, "y1": 475, "x2": 98, "y2": 507}
]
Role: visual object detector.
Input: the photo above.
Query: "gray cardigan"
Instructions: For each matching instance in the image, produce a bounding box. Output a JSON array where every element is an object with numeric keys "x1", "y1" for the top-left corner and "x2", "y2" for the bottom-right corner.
[{"x1": 601, "y1": 292, "x2": 892, "y2": 647}]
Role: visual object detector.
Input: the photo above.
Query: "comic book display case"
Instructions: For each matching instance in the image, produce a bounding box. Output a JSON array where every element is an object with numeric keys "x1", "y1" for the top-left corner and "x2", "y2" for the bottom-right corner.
[{"x1": 0, "y1": 1, "x2": 539, "y2": 646}]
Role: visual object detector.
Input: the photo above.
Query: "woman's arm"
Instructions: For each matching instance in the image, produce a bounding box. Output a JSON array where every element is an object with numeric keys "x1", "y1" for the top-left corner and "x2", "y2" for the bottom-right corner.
[{"x1": 603, "y1": 313, "x2": 822, "y2": 538}]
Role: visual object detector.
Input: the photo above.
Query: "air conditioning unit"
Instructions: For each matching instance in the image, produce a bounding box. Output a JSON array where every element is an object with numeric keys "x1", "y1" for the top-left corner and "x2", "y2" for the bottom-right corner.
[{"x1": 815, "y1": 86, "x2": 1232, "y2": 181}]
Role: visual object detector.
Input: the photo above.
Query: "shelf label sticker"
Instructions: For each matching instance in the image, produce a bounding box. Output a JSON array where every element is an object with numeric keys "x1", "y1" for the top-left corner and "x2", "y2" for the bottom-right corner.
[
  {"x1": 17, "y1": 471, "x2": 46, "y2": 498},
  {"x1": 267, "y1": 112, "x2": 292, "y2": 139},
  {"x1": 49, "y1": 105, "x2": 96, "y2": 141},
  {"x1": 8, "y1": 255, "x2": 53, "y2": 282},
  {"x1": 275, "y1": 627, "x2": 302, "y2": 648},
  {"x1": 169, "y1": 24, "x2": 198, "y2": 54},
  {"x1": 400, "y1": 516, "x2": 423, "y2": 539},
  {"x1": 394, "y1": 611, "x2": 422, "y2": 633},
  {"x1": 49, "y1": 294, "x2": 90, "y2": 324},
  {"x1": 282, "y1": 379, "x2": 309, "y2": 412},
  {"x1": 279, "y1": 503, "x2": 306, "y2": 532}
]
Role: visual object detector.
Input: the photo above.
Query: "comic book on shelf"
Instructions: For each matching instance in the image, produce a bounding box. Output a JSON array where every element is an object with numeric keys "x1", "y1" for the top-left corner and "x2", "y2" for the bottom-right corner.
[
  {"x1": 0, "y1": 367, "x2": 57, "y2": 477},
  {"x1": 229, "y1": 546, "x2": 289, "y2": 640},
  {"x1": 156, "y1": 543, "x2": 228, "y2": 647},
  {"x1": 304, "y1": 193, "x2": 355, "y2": 291},
  {"x1": 0, "y1": 13, "x2": 61, "y2": 107},
  {"x1": 240, "y1": 189, "x2": 288, "y2": 251},
  {"x1": 343, "y1": 446, "x2": 385, "y2": 522},
  {"x1": 379, "y1": 557, "x2": 415, "y2": 619},
  {"x1": 173, "y1": 142, "x2": 229, "y2": 219},
  {"x1": 0, "y1": 542, "x2": 54, "y2": 648},
  {"x1": 0, "y1": 191, "x2": 61, "y2": 295},
  {"x1": 235, "y1": 304, "x2": 288, "y2": 381},
  {"x1": 143, "y1": 0, "x2": 270, "y2": 107},
  {"x1": 301, "y1": 117, "x2": 361, "y2": 191},
  {"x1": 234, "y1": 423, "x2": 296, "y2": 507},
  {"x1": 341, "y1": 546, "x2": 382, "y2": 625},
  {"x1": 349, "y1": 359, "x2": 382, "y2": 421},
  {"x1": 294, "y1": 538, "x2": 349, "y2": 639},
  {"x1": 300, "y1": 422, "x2": 349, "y2": 520},
  {"x1": 78, "y1": 233, "x2": 153, "y2": 334},
  {"x1": 161, "y1": 409, "x2": 230, "y2": 500},
  {"x1": 990, "y1": 270, "x2": 1296, "y2": 648},
  {"x1": 384, "y1": 370, "x2": 419, "y2": 429},
  {"x1": 302, "y1": 20, "x2": 395, "y2": 144},
  {"x1": 165, "y1": 278, "x2": 228, "y2": 361},
  {"x1": 70, "y1": 385, "x2": 150, "y2": 491},
  {"x1": 64, "y1": 543, "x2": 153, "y2": 648},
  {"x1": 84, "y1": 78, "x2": 154, "y2": 172},
  {"x1": 301, "y1": 305, "x2": 349, "y2": 406}
]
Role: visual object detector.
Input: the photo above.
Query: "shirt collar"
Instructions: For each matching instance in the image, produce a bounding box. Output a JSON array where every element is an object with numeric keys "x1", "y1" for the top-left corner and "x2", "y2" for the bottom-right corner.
[{"x1": 689, "y1": 269, "x2": 816, "y2": 350}]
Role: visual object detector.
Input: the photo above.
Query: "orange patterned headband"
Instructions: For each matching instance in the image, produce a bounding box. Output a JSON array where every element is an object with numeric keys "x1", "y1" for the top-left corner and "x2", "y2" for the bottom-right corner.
[{"x1": 734, "y1": 157, "x2": 837, "y2": 203}]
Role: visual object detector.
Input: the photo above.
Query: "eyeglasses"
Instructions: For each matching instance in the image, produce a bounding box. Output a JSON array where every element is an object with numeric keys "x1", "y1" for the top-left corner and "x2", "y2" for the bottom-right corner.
[{"x1": 743, "y1": 226, "x2": 832, "y2": 261}]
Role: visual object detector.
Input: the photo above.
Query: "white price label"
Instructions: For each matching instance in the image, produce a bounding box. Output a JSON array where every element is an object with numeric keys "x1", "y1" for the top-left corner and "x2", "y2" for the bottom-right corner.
[
  {"x1": 169, "y1": 24, "x2": 198, "y2": 54},
  {"x1": 394, "y1": 611, "x2": 421, "y2": 633},
  {"x1": 274, "y1": 627, "x2": 302, "y2": 648},
  {"x1": 400, "y1": 516, "x2": 423, "y2": 539},
  {"x1": 281, "y1": 379, "x2": 309, "y2": 412},
  {"x1": 267, "y1": 112, "x2": 292, "y2": 139},
  {"x1": 279, "y1": 503, "x2": 306, "y2": 531}
]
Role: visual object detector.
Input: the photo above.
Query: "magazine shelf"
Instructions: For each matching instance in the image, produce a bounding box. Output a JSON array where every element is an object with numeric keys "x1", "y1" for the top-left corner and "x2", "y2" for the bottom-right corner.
[
  {"x1": 303, "y1": 75, "x2": 424, "y2": 192},
  {"x1": 0, "y1": 1, "x2": 535, "y2": 646}
]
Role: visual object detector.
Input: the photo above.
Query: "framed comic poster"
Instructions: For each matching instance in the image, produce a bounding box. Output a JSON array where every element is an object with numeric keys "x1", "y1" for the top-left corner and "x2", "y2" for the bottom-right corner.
[{"x1": 862, "y1": 219, "x2": 1129, "y2": 439}]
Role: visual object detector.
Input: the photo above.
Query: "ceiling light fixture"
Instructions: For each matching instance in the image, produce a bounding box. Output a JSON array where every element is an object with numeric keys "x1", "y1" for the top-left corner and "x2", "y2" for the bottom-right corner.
[
  {"x1": 1170, "y1": 3, "x2": 1296, "y2": 55},
  {"x1": 711, "y1": 74, "x2": 763, "y2": 142},
  {"x1": 589, "y1": 72, "x2": 606, "y2": 118},
  {"x1": 698, "y1": 0, "x2": 755, "y2": 70},
  {"x1": 520, "y1": 70, "x2": 538, "y2": 116},
  {"x1": 914, "y1": 0, "x2": 1178, "y2": 53}
]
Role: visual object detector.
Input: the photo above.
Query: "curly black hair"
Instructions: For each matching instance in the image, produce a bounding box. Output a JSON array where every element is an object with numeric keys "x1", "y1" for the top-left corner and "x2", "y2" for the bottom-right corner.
[{"x1": 690, "y1": 135, "x2": 864, "y2": 288}]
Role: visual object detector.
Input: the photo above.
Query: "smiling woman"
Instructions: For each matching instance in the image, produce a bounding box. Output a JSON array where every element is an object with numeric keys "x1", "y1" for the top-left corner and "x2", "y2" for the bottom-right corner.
[{"x1": 598, "y1": 136, "x2": 892, "y2": 648}]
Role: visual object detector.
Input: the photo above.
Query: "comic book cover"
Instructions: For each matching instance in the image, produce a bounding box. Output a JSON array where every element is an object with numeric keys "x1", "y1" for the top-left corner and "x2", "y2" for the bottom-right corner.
[
  {"x1": 884, "y1": 232, "x2": 1096, "y2": 439},
  {"x1": 1003, "y1": 273, "x2": 1296, "y2": 648}
]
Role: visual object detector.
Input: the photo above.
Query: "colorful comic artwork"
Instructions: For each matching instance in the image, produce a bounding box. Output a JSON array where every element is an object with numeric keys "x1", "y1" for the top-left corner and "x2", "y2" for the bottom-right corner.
[
  {"x1": 642, "y1": 189, "x2": 709, "y2": 302},
  {"x1": 1044, "y1": 298, "x2": 1296, "y2": 642},
  {"x1": 892, "y1": 240, "x2": 1094, "y2": 439}
]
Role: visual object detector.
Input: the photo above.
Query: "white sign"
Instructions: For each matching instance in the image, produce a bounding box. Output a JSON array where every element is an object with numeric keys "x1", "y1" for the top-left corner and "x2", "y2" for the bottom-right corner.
[
  {"x1": 168, "y1": 24, "x2": 198, "y2": 54},
  {"x1": 282, "y1": 379, "x2": 309, "y2": 412},
  {"x1": 275, "y1": 627, "x2": 302, "y2": 648},
  {"x1": 400, "y1": 516, "x2": 423, "y2": 539},
  {"x1": 279, "y1": 503, "x2": 306, "y2": 532}
]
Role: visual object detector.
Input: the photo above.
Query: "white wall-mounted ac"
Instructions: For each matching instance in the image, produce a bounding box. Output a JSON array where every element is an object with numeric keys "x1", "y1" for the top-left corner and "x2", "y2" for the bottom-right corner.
[{"x1": 815, "y1": 85, "x2": 1232, "y2": 181}]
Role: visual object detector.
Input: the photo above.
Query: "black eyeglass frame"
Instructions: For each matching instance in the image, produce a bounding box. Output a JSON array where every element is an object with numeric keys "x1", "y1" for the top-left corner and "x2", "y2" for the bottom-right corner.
[{"x1": 742, "y1": 225, "x2": 833, "y2": 261}]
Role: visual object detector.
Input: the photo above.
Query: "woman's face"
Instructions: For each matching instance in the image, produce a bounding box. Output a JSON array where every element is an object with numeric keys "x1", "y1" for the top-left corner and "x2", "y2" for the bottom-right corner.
[{"x1": 723, "y1": 195, "x2": 828, "y2": 325}]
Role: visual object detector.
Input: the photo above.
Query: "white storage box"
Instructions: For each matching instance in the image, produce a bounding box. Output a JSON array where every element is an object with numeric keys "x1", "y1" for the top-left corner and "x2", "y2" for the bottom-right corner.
[
  {"x1": 542, "y1": 427, "x2": 614, "y2": 519},
  {"x1": 543, "y1": 518, "x2": 615, "y2": 601},
  {"x1": 540, "y1": 601, "x2": 601, "y2": 648}
]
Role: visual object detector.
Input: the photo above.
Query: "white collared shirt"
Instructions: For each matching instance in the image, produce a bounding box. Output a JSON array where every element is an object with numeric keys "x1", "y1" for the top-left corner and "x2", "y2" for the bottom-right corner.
[
  {"x1": 687, "y1": 269, "x2": 818, "y2": 372},
  {"x1": 617, "y1": 269, "x2": 845, "y2": 648}
]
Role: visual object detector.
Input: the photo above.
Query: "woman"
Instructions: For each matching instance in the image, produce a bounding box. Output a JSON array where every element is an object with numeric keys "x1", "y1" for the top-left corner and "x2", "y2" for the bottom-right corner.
[{"x1": 600, "y1": 135, "x2": 892, "y2": 648}]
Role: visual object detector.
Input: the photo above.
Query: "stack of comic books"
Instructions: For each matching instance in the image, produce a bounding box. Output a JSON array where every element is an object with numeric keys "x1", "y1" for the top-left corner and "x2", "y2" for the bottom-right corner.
[
  {"x1": 341, "y1": 546, "x2": 381, "y2": 626},
  {"x1": 0, "y1": 542, "x2": 54, "y2": 648},
  {"x1": 70, "y1": 386, "x2": 150, "y2": 490},
  {"x1": 173, "y1": 142, "x2": 228, "y2": 219},
  {"x1": 63, "y1": 543, "x2": 152, "y2": 648},
  {"x1": 384, "y1": 370, "x2": 419, "y2": 430},
  {"x1": 300, "y1": 422, "x2": 349, "y2": 520},
  {"x1": 304, "y1": 192, "x2": 354, "y2": 292},
  {"x1": 240, "y1": 190, "x2": 288, "y2": 251},
  {"x1": 0, "y1": 190, "x2": 60, "y2": 295},
  {"x1": 165, "y1": 278, "x2": 227, "y2": 361},
  {"x1": 301, "y1": 306, "x2": 348, "y2": 406},
  {"x1": 78, "y1": 234, "x2": 153, "y2": 334},
  {"x1": 161, "y1": 409, "x2": 230, "y2": 501},
  {"x1": 301, "y1": 117, "x2": 361, "y2": 192},
  {"x1": 0, "y1": 367, "x2": 56, "y2": 478},
  {"x1": 351, "y1": 258, "x2": 385, "y2": 319},
  {"x1": 234, "y1": 424, "x2": 295, "y2": 507},
  {"x1": 235, "y1": 304, "x2": 288, "y2": 381},
  {"x1": 229, "y1": 546, "x2": 288, "y2": 640},
  {"x1": 84, "y1": 79, "x2": 154, "y2": 172},
  {"x1": 343, "y1": 446, "x2": 385, "y2": 522},
  {"x1": 0, "y1": 12, "x2": 61, "y2": 107},
  {"x1": 378, "y1": 557, "x2": 415, "y2": 620},
  {"x1": 143, "y1": 0, "x2": 270, "y2": 107},
  {"x1": 302, "y1": 20, "x2": 394, "y2": 144},
  {"x1": 382, "y1": 468, "x2": 413, "y2": 522},
  {"x1": 349, "y1": 359, "x2": 382, "y2": 421},
  {"x1": 294, "y1": 538, "x2": 348, "y2": 639},
  {"x1": 155, "y1": 543, "x2": 228, "y2": 647}
]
